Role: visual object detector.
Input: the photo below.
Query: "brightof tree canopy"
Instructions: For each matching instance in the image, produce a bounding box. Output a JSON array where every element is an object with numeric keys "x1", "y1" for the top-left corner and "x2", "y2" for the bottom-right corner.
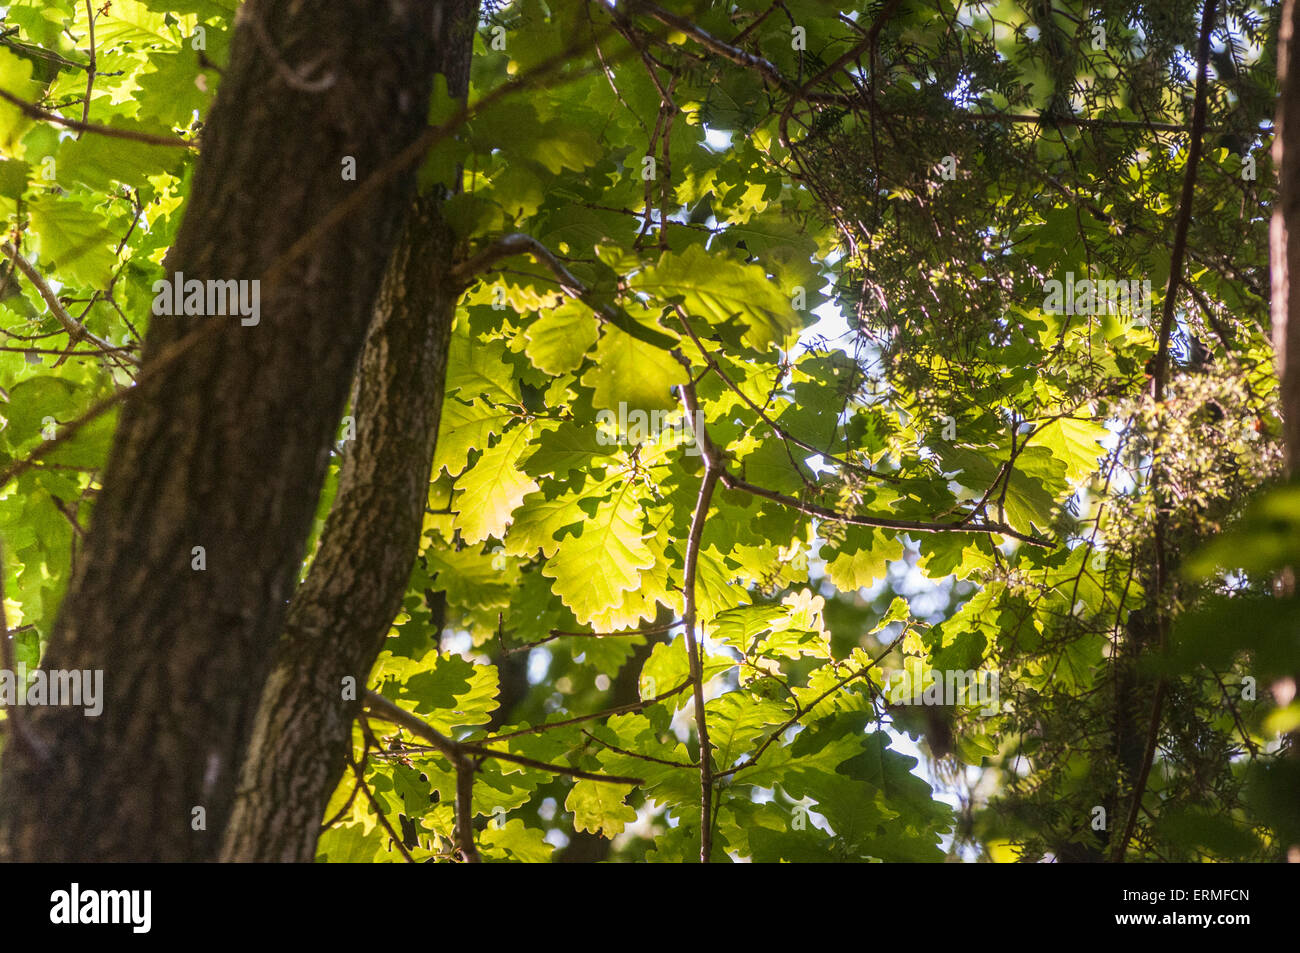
[{"x1": 0, "y1": 0, "x2": 1296, "y2": 863}]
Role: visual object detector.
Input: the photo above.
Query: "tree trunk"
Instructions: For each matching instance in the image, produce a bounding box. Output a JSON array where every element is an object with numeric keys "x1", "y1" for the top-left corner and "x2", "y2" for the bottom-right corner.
[
  {"x1": 219, "y1": 195, "x2": 460, "y2": 862},
  {"x1": 1273, "y1": 2, "x2": 1300, "y2": 844},
  {"x1": 1275, "y1": 0, "x2": 1300, "y2": 466},
  {"x1": 0, "y1": 0, "x2": 441, "y2": 862},
  {"x1": 220, "y1": 1, "x2": 477, "y2": 862}
]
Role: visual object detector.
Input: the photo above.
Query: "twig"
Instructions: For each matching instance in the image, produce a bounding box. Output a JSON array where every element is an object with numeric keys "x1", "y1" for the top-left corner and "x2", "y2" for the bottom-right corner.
[
  {"x1": 720, "y1": 472, "x2": 1052, "y2": 546},
  {"x1": 454, "y1": 756, "x2": 480, "y2": 863},
  {"x1": 676, "y1": 362, "x2": 722, "y2": 862},
  {"x1": 502, "y1": 620, "x2": 681, "y2": 654},
  {"x1": 0, "y1": 242, "x2": 140, "y2": 365},
  {"x1": 0, "y1": 344, "x2": 137, "y2": 358},
  {"x1": 779, "y1": 0, "x2": 904, "y2": 148},
  {"x1": 790, "y1": 0, "x2": 905, "y2": 100},
  {"x1": 320, "y1": 770, "x2": 364, "y2": 832},
  {"x1": 460, "y1": 744, "x2": 641, "y2": 784},
  {"x1": 359, "y1": 691, "x2": 477, "y2": 860},
  {"x1": 716, "y1": 646, "x2": 890, "y2": 779},
  {"x1": 0, "y1": 88, "x2": 195, "y2": 148},
  {"x1": 622, "y1": 1, "x2": 1222, "y2": 140},
  {"x1": 1150, "y1": 30, "x2": 1218, "y2": 400},
  {"x1": 79, "y1": 0, "x2": 96, "y2": 138},
  {"x1": 0, "y1": 312, "x2": 233, "y2": 492},
  {"x1": 0, "y1": 35, "x2": 87, "y2": 72},
  {"x1": 362, "y1": 691, "x2": 644, "y2": 783},
  {"x1": 580, "y1": 728, "x2": 697, "y2": 768},
  {"x1": 48, "y1": 496, "x2": 88, "y2": 539},
  {"x1": 623, "y1": 0, "x2": 800, "y2": 94},
  {"x1": 674, "y1": 305, "x2": 900, "y2": 483},
  {"x1": 481, "y1": 678, "x2": 693, "y2": 743},
  {"x1": 1207, "y1": 666, "x2": 1260, "y2": 758},
  {"x1": 347, "y1": 747, "x2": 416, "y2": 863},
  {"x1": 899, "y1": 109, "x2": 1214, "y2": 134},
  {"x1": 450, "y1": 231, "x2": 677, "y2": 350}
]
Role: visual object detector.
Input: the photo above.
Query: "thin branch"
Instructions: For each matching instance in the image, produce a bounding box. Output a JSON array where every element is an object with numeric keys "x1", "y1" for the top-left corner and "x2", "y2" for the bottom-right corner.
[
  {"x1": 48, "y1": 496, "x2": 88, "y2": 539},
  {"x1": 676, "y1": 362, "x2": 721, "y2": 863},
  {"x1": 1207, "y1": 666, "x2": 1261, "y2": 758},
  {"x1": 0, "y1": 314, "x2": 233, "y2": 492},
  {"x1": 361, "y1": 691, "x2": 462, "y2": 757},
  {"x1": 362, "y1": 691, "x2": 643, "y2": 784},
  {"x1": 347, "y1": 747, "x2": 416, "y2": 863},
  {"x1": 791, "y1": 0, "x2": 905, "y2": 99},
  {"x1": 456, "y1": 744, "x2": 642, "y2": 784},
  {"x1": 454, "y1": 756, "x2": 480, "y2": 863},
  {"x1": 0, "y1": 344, "x2": 137, "y2": 358},
  {"x1": 360, "y1": 691, "x2": 477, "y2": 860},
  {"x1": 452, "y1": 231, "x2": 593, "y2": 291},
  {"x1": 0, "y1": 383, "x2": 127, "y2": 489},
  {"x1": 779, "y1": 0, "x2": 904, "y2": 148},
  {"x1": 0, "y1": 88, "x2": 195, "y2": 148},
  {"x1": 481, "y1": 677, "x2": 693, "y2": 743},
  {"x1": 733, "y1": 2, "x2": 784, "y2": 45},
  {"x1": 79, "y1": 0, "x2": 96, "y2": 137},
  {"x1": 580, "y1": 728, "x2": 697, "y2": 769},
  {"x1": 918, "y1": 109, "x2": 1218, "y2": 134},
  {"x1": 1151, "y1": 14, "x2": 1218, "y2": 402},
  {"x1": 547, "y1": 623, "x2": 681, "y2": 638},
  {"x1": 720, "y1": 472, "x2": 1052, "y2": 547},
  {"x1": 716, "y1": 649, "x2": 888, "y2": 780},
  {"x1": 624, "y1": 0, "x2": 800, "y2": 93},
  {"x1": 624, "y1": 0, "x2": 1225, "y2": 139},
  {"x1": 674, "y1": 305, "x2": 900, "y2": 483},
  {"x1": 626, "y1": 0, "x2": 1199, "y2": 142},
  {"x1": 1, "y1": 242, "x2": 140, "y2": 365},
  {"x1": 0, "y1": 35, "x2": 87, "y2": 72},
  {"x1": 502, "y1": 620, "x2": 682, "y2": 654},
  {"x1": 320, "y1": 771, "x2": 364, "y2": 833},
  {"x1": 450, "y1": 231, "x2": 677, "y2": 350}
]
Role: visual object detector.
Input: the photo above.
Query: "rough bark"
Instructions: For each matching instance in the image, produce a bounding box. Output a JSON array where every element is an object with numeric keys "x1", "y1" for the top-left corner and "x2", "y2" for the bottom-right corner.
[
  {"x1": 220, "y1": 1, "x2": 477, "y2": 862},
  {"x1": 1276, "y1": 0, "x2": 1300, "y2": 467},
  {"x1": 1274, "y1": 0, "x2": 1300, "y2": 819},
  {"x1": 220, "y1": 195, "x2": 459, "y2": 862},
  {"x1": 0, "y1": 0, "x2": 440, "y2": 861}
]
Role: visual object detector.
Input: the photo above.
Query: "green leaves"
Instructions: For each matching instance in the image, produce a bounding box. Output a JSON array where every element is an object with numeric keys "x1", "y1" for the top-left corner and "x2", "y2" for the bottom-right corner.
[
  {"x1": 55, "y1": 133, "x2": 181, "y2": 192},
  {"x1": 632, "y1": 244, "x2": 803, "y2": 351},
  {"x1": 0, "y1": 48, "x2": 38, "y2": 151},
  {"x1": 581, "y1": 325, "x2": 687, "y2": 411},
  {"x1": 542, "y1": 486, "x2": 656, "y2": 625},
  {"x1": 1028, "y1": 416, "x2": 1108, "y2": 484},
  {"x1": 452, "y1": 425, "x2": 538, "y2": 544},
  {"x1": 1184, "y1": 482, "x2": 1300, "y2": 578},
  {"x1": 523, "y1": 301, "x2": 597, "y2": 375},
  {"x1": 566, "y1": 780, "x2": 636, "y2": 836},
  {"x1": 941, "y1": 442, "x2": 1063, "y2": 535},
  {"x1": 28, "y1": 194, "x2": 117, "y2": 287},
  {"x1": 5, "y1": 0, "x2": 1281, "y2": 866},
  {"x1": 820, "y1": 526, "x2": 903, "y2": 592},
  {"x1": 375, "y1": 650, "x2": 499, "y2": 735}
]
